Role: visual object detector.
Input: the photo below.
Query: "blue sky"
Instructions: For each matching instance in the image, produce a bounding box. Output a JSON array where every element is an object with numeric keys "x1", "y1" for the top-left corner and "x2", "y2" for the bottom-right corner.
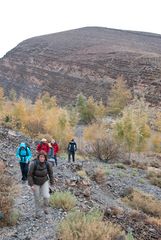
[{"x1": 0, "y1": 0, "x2": 161, "y2": 57}]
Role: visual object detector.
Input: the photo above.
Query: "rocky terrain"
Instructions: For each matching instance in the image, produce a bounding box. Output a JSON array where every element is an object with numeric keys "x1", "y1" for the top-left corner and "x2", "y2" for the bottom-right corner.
[
  {"x1": 0, "y1": 128, "x2": 161, "y2": 239},
  {"x1": 0, "y1": 27, "x2": 161, "y2": 105}
]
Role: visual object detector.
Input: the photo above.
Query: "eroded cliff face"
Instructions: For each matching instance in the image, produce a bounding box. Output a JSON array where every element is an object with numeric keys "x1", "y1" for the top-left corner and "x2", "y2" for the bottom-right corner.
[{"x1": 0, "y1": 27, "x2": 161, "y2": 105}]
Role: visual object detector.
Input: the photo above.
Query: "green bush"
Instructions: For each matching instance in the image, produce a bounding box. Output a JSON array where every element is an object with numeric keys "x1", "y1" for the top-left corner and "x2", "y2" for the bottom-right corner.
[
  {"x1": 50, "y1": 191, "x2": 77, "y2": 211},
  {"x1": 58, "y1": 210, "x2": 125, "y2": 240}
]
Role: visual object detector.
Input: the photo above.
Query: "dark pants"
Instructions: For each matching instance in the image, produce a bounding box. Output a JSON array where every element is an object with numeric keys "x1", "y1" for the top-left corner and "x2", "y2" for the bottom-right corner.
[
  {"x1": 68, "y1": 151, "x2": 75, "y2": 162},
  {"x1": 19, "y1": 162, "x2": 29, "y2": 181}
]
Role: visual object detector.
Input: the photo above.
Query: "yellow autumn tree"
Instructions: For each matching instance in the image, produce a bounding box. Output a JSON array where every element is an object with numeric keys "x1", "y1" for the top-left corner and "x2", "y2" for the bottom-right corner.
[
  {"x1": 151, "y1": 110, "x2": 161, "y2": 153},
  {"x1": 11, "y1": 98, "x2": 29, "y2": 129},
  {"x1": 83, "y1": 122, "x2": 107, "y2": 142},
  {"x1": 114, "y1": 98, "x2": 151, "y2": 159},
  {"x1": 108, "y1": 76, "x2": 132, "y2": 115},
  {"x1": 76, "y1": 94, "x2": 106, "y2": 124}
]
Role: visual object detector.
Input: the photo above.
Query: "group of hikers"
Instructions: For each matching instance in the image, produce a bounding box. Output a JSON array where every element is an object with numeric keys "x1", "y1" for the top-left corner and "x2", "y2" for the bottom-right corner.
[{"x1": 15, "y1": 138, "x2": 77, "y2": 218}]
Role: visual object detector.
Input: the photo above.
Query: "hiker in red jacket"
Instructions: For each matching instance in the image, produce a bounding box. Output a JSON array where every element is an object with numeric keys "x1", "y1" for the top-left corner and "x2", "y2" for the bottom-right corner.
[
  {"x1": 36, "y1": 138, "x2": 49, "y2": 154},
  {"x1": 51, "y1": 139, "x2": 59, "y2": 166}
]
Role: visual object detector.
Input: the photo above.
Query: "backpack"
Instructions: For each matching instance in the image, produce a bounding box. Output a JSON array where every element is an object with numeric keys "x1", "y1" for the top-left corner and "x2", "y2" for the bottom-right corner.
[
  {"x1": 33, "y1": 159, "x2": 52, "y2": 194},
  {"x1": 19, "y1": 146, "x2": 29, "y2": 157},
  {"x1": 33, "y1": 159, "x2": 50, "y2": 174}
]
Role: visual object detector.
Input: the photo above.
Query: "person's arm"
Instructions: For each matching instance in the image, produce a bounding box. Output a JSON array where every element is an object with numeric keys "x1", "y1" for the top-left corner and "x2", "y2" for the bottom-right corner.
[
  {"x1": 67, "y1": 143, "x2": 70, "y2": 152},
  {"x1": 28, "y1": 162, "x2": 35, "y2": 187},
  {"x1": 48, "y1": 162, "x2": 54, "y2": 185},
  {"x1": 16, "y1": 147, "x2": 20, "y2": 161},
  {"x1": 36, "y1": 144, "x2": 41, "y2": 152}
]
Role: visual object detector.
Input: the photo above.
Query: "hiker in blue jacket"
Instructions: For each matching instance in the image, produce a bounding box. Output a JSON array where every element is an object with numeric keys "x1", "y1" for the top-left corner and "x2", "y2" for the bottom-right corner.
[{"x1": 16, "y1": 142, "x2": 32, "y2": 182}]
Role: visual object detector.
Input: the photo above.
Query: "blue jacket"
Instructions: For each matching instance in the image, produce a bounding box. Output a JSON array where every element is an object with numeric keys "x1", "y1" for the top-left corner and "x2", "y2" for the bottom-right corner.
[{"x1": 16, "y1": 143, "x2": 32, "y2": 163}]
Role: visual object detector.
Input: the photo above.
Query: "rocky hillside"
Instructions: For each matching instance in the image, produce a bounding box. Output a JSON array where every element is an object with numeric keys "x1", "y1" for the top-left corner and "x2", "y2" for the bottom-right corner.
[
  {"x1": 0, "y1": 128, "x2": 161, "y2": 239},
  {"x1": 0, "y1": 27, "x2": 161, "y2": 105}
]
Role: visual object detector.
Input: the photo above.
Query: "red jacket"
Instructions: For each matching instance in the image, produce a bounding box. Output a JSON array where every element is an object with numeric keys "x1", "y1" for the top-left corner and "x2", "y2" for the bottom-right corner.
[
  {"x1": 51, "y1": 142, "x2": 59, "y2": 155},
  {"x1": 36, "y1": 142, "x2": 50, "y2": 154}
]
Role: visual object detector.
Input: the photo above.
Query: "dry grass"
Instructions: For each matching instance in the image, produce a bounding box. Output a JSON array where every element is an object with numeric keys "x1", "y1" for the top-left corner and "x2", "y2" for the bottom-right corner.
[
  {"x1": 77, "y1": 170, "x2": 88, "y2": 178},
  {"x1": 131, "y1": 160, "x2": 148, "y2": 170},
  {"x1": 0, "y1": 165, "x2": 19, "y2": 226},
  {"x1": 147, "y1": 167, "x2": 161, "y2": 188},
  {"x1": 145, "y1": 216, "x2": 161, "y2": 227},
  {"x1": 50, "y1": 191, "x2": 77, "y2": 211},
  {"x1": 122, "y1": 189, "x2": 161, "y2": 217},
  {"x1": 129, "y1": 209, "x2": 161, "y2": 228},
  {"x1": 92, "y1": 167, "x2": 106, "y2": 184},
  {"x1": 58, "y1": 210, "x2": 126, "y2": 240},
  {"x1": 0, "y1": 160, "x2": 5, "y2": 172}
]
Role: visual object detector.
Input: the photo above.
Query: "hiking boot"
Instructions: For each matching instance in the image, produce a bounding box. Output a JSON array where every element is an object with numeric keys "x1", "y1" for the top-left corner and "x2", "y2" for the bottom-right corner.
[
  {"x1": 43, "y1": 198, "x2": 49, "y2": 214},
  {"x1": 44, "y1": 208, "x2": 49, "y2": 214}
]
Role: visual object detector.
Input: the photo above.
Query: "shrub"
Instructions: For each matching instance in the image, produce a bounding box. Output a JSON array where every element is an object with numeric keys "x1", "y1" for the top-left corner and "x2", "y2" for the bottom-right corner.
[
  {"x1": 86, "y1": 137, "x2": 120, "y2": 162},
  {"x1": 8, "y1": 208, "x2": 20, "y2": 226},
  {"x1": 76, "y1": 93, "x2": 106, "y2": 124},
  {"x1": 0, "y1": 167, "x2": 19, "y2": 226},
  {"x1": 77, "y1": 170, "x2": 88, "y2": 178},
  {"x1": 151, "y1": 133, "x2": 161, "y2": 153},
  {"x1": 50, "y1": 191, "x2": 77, "y2": 211},
  {"x1": 108, "y1": 76, "x2": 132, "y2": 115},
  {"x1": 114, "y1": 99, "x2": 151, "y2": 159},
  {"x1": 122, "y1": 189, "x2": 161, "y2": 217},
  {"x1": 145, "y1": 216, "x2": 161, "y2": 227},
  {"x1": 58, "y1": 210, "x2": 125, "y2": 240},
  {"x1": 147, "y1": 168, "x2": 161, "y2": 188},
  {"x1": 92, "y1": 167, "x2": 106, "y2": 184}
]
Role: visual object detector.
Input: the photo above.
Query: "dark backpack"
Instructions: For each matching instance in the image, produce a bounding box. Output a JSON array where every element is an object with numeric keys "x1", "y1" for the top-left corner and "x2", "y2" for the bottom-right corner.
[
  {"x1": 33, "y1": 159, "x2": 50, "y2": 174},
  {"x1": 19, "y1": 146, "x2": 29, "y2": 157},
  {"x1": 33, "y1": 160, "x2": 52, "y2": 194}
]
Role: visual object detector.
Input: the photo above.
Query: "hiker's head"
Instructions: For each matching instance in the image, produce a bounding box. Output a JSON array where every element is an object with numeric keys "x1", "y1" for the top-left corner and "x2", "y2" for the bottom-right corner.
[
  {"x1": 71, "y1": 139, "x2": 74, "y2": 142},
  {"x1": 20, "y1": 142, "x2": 26, "y2": 149},
  {"x1": 41, "y1": 138, "x2": 47, "y2": 143},
  {"x1": 37, "y1": 150, "x2": 47, "y2": 162},
  {"x1": 51, "y1": 139, "x2": 55, "y2": 144}
]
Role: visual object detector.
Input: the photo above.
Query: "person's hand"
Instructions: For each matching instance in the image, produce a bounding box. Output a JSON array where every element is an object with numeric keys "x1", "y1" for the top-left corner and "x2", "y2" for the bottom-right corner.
[{"x1": 31, "y1": 186, "x2": 35, "y2": 192}]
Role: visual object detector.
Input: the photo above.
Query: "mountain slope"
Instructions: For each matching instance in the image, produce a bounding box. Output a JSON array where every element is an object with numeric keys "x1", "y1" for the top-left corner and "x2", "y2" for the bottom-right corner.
[{"x1": 0, "y1": 27, "x2": 161, "y2": 105}]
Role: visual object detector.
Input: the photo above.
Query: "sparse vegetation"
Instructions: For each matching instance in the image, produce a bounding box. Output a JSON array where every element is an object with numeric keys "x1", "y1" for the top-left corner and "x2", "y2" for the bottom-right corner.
[
  {"x1": 77, "y1": 170, "x2": 88, "y2": 178},
  {"x1": 147, "y1": 168, "x2": 161, "y2": 188},
  {"x1": 0, "y1": 93, "x2": 74, "y2": 149},
  {"x1": 0, "y1": 162, "x2": 19, "y2": 226},
  {"x1": 50, "y1": 191, "x2": 77, "y2": 211},
  {"x1": 122, "y1": 189, "x2": 161, "y2": 217},
  {"x1": 114, "y1": 98, "x2": 151, "y2": 159},
  {"x1": 83, "y1": 123, "x2": 120, "y2": 161},
  {"x1": 108, "y1": 76, "x2": 132, "y2": 115},
  {"x1": 151, "y1": 133, "x2": 161, "y2": 153},
  {"x1": 76, "y1": 93, "x2": 106, "y2": 124},
  {"x1": 58, "y1": 210, "x2": 126, "y2": 240},
  {"x1": 92, "y1": 167, "x2": 106, "y2": 184}
]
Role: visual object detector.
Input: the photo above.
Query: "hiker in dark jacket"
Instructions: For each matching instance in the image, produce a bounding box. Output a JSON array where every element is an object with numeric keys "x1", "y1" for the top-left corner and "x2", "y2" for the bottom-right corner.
[
  {"x1": 16, "y1": 142, "x2": 32, "y2": 182},
  {"x1": 67, "y1": 139, "x2": 77, "y2": 162},
  {"x1": 28, "y1": 151, "x2": 53, "y2": 218}
]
